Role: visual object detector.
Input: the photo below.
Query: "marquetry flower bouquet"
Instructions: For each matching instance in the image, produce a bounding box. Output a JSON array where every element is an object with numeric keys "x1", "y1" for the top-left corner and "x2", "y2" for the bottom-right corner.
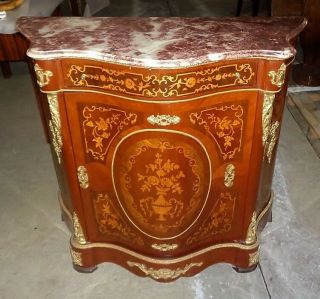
[{"x1": 138, "y1": 152, "x2": 185, "y2": 221}]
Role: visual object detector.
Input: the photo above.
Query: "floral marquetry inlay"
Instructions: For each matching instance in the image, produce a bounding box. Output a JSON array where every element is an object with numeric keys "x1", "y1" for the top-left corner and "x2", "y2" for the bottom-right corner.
[
  {"x1": 189, "y1": 105, "x2": 244, "y2": 160},
  {"x1": 186, "y1": 192, "x2": 236, "y2": 245},
  {"x1": 15, "y1": 15, "x2": 306, "y2": 281},
  {"x1": 67, "y1": 63, "x2": 255, "y2": 98},
  {"x1": 93, "y1": 193, "x2": 144, "y2": 246},
  {"x1": 137, "y1": 150, "x2": 187, "y2": 222},
  {"x1": 81, "y1": 105, "x2": 137, "y2": 162},
  {"x1": 113, "y1": 133, "x2": 211, "y2": 239}
]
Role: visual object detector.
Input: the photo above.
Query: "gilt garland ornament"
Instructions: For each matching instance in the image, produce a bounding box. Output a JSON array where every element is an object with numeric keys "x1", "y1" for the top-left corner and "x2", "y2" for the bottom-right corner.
[
  {"x1": 245, "y1": 212, "x2": 257, "y2": 245},
  {"x1": 266, "y1": 121, "x2": 280, "y2": 163},
  {"x1": 127, "y1": 261, "x2": 203, "y2": 280},
  {"x1": 151, "y1": 243, "x2": 178, "y2": 251},
  {"x1": 72, "y1": 212, "x2": 87, "y2": 245},
  {"x1": 262, "y1": 93, "x2": 275, "y2": 146},
  {"x1": 147, "y1": 114, "x2": 181, "y2": 126}
]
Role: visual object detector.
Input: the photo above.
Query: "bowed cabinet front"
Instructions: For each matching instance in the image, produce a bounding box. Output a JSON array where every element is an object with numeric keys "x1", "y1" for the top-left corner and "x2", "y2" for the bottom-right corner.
[
  {"x1": 38, "y1": 58, "x2": 279, "y2": 281},
  {"x1": 17, "y1": 16, "x2": 306, "y2": 282}
]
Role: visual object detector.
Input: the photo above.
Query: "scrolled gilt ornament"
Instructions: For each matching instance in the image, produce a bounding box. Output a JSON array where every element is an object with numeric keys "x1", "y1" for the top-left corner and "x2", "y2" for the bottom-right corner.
[
  {"x1": 127, "y1": 261, "x2": 203, "y2": 280},
  {"x1": 77, "y1": 166, "x2": 89, "y2": 189},
  {"x1": 72, "y1": 212, "x2": 86, "y2": 245},
  {"x1": 262, "y1": 93, "x2": 275, "y2": 147},
  {"x1": 34, "y1": 63, "x2": 53, "y2": 87},
  {"x1": 70, "y1": 248, "x2": 83, "y2": 266},
  {"x1": 151, "y1": 243, "x2": 178, "y2": 251},
  {"x1": 224, "y1": 164, "x2": 235, "y2": 188},
  {"x1": 147, "y1": 114, "x2": 181, "y2": 126},
  {"x1": 248, "y1": 248, "x2": 260, "y2": 267},
  {"x1": 47, "y1": 93, "x2": 62, "y2": 164},
  {"x1": 245, "y1": 212, "x2": 257, "y2": 245},
  {"x1": 266, "y1": 121, "x2": 280, "y2": 163},
  {"x1": 268, "y1": 63, "x2": 286, "y2": 88}
]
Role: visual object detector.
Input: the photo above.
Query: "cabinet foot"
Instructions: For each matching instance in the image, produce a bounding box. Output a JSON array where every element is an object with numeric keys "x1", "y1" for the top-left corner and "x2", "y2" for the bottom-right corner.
[
  {"x1": 233, "y1": 264, "x2": 258, "y2": 273},
  {"x1": 73, "y1": 264, "x2": 98, "y2": 273}
]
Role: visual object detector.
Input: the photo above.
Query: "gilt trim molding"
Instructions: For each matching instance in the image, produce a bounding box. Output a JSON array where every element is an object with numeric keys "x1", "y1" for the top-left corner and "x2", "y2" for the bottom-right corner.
[
  {"x1": 72, "y1": 212, "x2": 87, "y2": 245},
  {"x1": 47, "y1": 93, "x2": 62, "y2": 164}
]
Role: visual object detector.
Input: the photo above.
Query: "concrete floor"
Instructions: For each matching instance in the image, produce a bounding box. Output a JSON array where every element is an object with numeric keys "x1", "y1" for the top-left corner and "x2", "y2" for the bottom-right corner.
[{"x1": 1, "y1": 1, "x2": 320, "y2": 298}]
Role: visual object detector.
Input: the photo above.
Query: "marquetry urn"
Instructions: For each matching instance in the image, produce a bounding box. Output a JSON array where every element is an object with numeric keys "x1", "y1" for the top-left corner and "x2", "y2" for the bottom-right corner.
[{"x1": 18, "y1": 16, "x2": 306, "y2": 282}]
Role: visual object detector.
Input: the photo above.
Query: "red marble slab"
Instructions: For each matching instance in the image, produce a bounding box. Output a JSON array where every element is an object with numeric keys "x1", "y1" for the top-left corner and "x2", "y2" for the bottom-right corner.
[{"x1": 17, "y1": 16, "x2": 307, "y2": 67}]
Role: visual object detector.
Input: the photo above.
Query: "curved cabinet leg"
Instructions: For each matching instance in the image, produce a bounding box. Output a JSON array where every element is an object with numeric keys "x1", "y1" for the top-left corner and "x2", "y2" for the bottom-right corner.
[
  {"x1": 73, "y1": 264, "x2": 98, "y2": 273},
  {"x1": 233, "y1": 264, "x2": 258, "y2": 273},
  {"x1": 70, "y1": 247, "x2": 97, "y2": 273}
]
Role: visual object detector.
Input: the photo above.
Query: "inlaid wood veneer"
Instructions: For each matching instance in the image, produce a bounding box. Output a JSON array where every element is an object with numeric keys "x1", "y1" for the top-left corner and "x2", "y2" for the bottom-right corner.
[{"x1": 18, "y1": 16, "x2": 306, "y2": 282}]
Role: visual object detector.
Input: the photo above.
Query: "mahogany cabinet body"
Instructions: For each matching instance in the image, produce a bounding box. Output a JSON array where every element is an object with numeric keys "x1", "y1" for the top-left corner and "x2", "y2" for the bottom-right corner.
[{"x1": 18, "y1": 17, "x2": 306, "y2": 282}]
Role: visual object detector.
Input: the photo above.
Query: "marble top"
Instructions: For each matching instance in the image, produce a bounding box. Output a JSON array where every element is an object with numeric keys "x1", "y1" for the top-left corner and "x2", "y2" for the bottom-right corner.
[{"x1": 17, "y1": 16, "x2": 306, "y2": 68}]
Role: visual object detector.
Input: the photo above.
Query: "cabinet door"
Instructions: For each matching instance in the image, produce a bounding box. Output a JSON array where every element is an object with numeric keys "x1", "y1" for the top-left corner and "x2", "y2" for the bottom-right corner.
[
  {"x1": 64, "y1": 90, "x2": 258, "y2": 256},
  {"x1": 177, "y1": 91, "x2": 259, "y2": 249}
]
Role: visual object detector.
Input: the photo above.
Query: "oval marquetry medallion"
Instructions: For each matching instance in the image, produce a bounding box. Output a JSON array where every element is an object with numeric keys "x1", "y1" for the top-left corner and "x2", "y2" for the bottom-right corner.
[{"x1": 112, "y1": 130, "x2": 212, "y2": 240}]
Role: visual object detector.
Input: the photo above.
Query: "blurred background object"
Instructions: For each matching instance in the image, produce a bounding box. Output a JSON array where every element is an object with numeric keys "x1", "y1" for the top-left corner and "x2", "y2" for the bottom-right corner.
[
  {"x1": 272, "y1": 0, "x2": 320, "y2": 86},
  {"x1": 0, "y1": 0, "x2": 24, "y2": 11},
  {"x1": 68, "y1": 0, "x2": 110, "y2": 16},
  {"x1": 236, "y1": 0, "x2": 271, "y2": 17}
]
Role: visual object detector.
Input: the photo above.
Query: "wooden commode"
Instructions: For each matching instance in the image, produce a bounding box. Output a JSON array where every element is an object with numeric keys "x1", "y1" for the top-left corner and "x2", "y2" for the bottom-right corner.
[{"x1": 18, "y1": 16, "x2": 306, "y2": 282}]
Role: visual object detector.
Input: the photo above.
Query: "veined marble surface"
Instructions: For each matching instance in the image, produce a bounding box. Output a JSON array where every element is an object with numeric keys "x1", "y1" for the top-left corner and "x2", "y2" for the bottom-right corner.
[{"x1": 17, "y1": 16, "x2": 306, "y2": 68}]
